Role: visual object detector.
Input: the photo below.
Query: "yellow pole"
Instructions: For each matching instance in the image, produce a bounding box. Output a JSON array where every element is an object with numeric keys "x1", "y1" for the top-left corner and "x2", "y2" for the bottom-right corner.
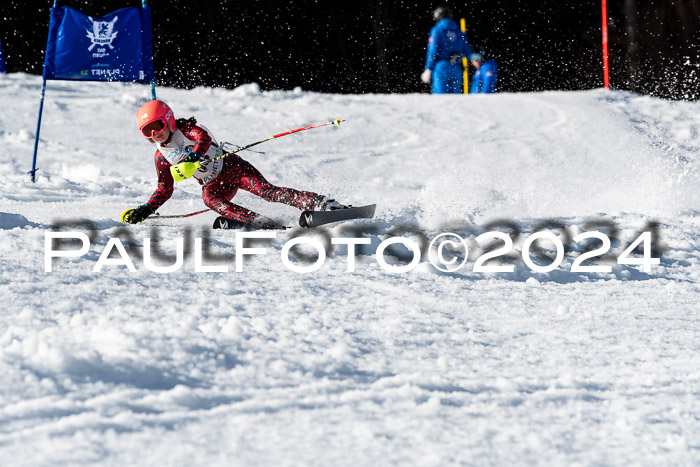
[{"x1": 460, "y1": 18, "x2": 468, "y2": 94}]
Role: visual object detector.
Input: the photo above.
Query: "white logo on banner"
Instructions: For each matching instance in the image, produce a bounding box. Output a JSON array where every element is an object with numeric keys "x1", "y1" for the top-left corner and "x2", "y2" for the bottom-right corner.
[{"x1": 86, "y1": 16, "x2": 118, "y2": 52}]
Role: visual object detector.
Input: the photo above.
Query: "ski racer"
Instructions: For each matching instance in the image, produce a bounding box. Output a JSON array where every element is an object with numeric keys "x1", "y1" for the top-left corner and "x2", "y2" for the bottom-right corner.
[
  {"x1": 121, "y1": 100, "x2": 346, "y2": 229},
  {"x1": 421, "y1": 5, "x2": 473, "y2": 94}
]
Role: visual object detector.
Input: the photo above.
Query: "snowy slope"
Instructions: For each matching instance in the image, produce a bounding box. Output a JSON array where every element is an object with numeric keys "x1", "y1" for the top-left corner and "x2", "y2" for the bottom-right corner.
[{"x1": 0, "y1": 73, "x2": 698, "y2": 465}]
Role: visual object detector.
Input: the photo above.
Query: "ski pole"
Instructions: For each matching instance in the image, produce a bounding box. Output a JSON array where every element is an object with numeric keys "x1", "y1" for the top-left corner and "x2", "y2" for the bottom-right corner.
[
  {"x1": 152, "y1": 208, "x2": 211, "y2": 219},
  {"x1": 120, "y1": 207, "x2": 211, "y2": 224},
  {"x1": 170, "y1": 118, "x2": 344, "y2": 182}
]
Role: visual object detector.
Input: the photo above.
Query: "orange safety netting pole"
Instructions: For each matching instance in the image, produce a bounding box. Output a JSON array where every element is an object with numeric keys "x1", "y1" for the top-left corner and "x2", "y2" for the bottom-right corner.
[{"x1": 601, "y1": 0, "x2": 610, "y2": 88}]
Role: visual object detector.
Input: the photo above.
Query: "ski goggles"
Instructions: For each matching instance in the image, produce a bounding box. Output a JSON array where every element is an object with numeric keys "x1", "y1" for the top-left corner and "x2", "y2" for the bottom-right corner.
[{"x1": 140, "y1": 118, "x2": 169, "y2": 138}]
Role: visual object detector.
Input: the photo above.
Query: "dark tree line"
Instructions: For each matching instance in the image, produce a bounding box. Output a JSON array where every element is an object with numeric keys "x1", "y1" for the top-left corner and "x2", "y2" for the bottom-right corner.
[{"x1": 1, "y1": 0, "x2": 698, "y2": 100}]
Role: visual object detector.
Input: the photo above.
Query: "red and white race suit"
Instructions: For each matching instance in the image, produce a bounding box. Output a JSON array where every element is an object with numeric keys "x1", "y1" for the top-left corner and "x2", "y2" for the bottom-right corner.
[{"x1": 145, "y1": 120, "x2": 321, "y2": 223}]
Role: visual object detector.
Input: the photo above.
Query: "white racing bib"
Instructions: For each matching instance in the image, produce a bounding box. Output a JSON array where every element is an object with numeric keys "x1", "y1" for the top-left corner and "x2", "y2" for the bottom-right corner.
[{"x1": 158, "y1": 127, "x2": 223, "y2": 185}]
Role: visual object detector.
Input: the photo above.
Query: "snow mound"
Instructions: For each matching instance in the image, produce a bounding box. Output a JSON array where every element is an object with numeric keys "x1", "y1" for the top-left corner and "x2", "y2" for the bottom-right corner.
[
  {"x1": 231, "y1": 82, "x2": 262, "y2": 97},
  {"x1": 0, "y1": 212, "x2": 40, "y2": 229}
]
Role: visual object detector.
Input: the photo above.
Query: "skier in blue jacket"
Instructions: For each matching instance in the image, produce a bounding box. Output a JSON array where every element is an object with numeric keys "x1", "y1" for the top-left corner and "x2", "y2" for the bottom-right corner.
[
  {"x1": 469, "y1": 48, "x2": 498, "y2": 94},
  {"x1": 421, "y1": 5, "x2": 473, "y2": 94}
]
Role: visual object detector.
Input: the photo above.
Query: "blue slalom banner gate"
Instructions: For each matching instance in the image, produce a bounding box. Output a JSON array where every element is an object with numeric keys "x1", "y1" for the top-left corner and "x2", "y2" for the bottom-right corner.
[
  {"x1": 43, "y1": 5, "x2": 154, "y2": 81},
  {"x1": 30, "y1": 1, "x2": 157, "y2": 183},
  {"x1": 0, "y1": 37, "x2": 7, "y2": 73}
]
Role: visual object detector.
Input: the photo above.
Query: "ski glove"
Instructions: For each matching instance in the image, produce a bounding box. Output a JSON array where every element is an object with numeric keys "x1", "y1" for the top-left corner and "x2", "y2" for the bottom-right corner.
[
  {"x1": 122, "y1": 204, "x2": 154, "y2": 224},
  {"x1": 421, "y1": 69, "x2": 432, "y2": 84},
  {"x1": 183, "y1": 151, "x2": 202, "y2": 163}
]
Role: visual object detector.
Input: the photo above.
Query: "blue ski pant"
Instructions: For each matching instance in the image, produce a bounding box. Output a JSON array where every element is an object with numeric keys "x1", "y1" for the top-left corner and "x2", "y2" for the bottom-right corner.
[{"x1": 432, "y1": 61, "x2": 463, "y2": 94}]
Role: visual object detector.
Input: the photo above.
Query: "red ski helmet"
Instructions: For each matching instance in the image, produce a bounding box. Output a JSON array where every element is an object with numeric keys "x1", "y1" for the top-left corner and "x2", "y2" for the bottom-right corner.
[{"x1": 136, "y1": 100, "x2": 176, "y2": 139}]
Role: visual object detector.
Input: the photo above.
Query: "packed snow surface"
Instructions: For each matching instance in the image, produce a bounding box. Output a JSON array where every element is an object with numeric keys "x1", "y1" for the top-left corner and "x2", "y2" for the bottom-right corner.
[{"x1": 1, "y1": 73, "x2": 699, "y2": 465}]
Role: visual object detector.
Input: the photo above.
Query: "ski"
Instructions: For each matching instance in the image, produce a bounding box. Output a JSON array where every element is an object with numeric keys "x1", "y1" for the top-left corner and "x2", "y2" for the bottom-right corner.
[
  {"x1": 212, "y1": 204, "x2": 376, "y2": 230},
  {"x1": 299, "y1": 204, "x2": 376, "y2": 228},
  {"x1": 212, "y1": 216, "x2": 289, "y2": 230},
  {"x1": 213, "y1": 217, "x2": 244, "y2": 230}
]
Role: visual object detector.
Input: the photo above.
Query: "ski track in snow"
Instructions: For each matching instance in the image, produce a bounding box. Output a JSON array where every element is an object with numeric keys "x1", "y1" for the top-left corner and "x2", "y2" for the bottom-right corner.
[{"x1": 0, "y1": 73, "x2": 699, "y2": 465}]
